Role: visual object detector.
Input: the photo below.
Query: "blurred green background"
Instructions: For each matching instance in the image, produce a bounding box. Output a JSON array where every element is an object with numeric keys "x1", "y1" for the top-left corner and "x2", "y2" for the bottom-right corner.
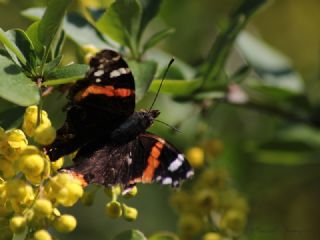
[{"x1": 1, "y1": 0, "x2": 320, "y2": 239}]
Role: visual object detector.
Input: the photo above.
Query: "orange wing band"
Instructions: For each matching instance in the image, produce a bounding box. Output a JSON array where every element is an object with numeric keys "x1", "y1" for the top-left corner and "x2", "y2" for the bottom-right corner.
[{"x1": 75, "y1": 85, "x2": 134, "y2": 101}]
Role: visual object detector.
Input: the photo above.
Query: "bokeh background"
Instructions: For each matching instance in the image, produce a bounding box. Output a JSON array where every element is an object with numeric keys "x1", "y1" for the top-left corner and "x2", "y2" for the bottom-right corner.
[{"x1": 0, "y1": 0, "x2": 319, "y2": 239}]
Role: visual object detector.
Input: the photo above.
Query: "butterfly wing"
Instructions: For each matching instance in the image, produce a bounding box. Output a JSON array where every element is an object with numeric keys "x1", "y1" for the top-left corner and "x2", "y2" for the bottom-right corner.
[
  {"x1": 63, "y1": 133, "x2": 194, "y2": 189},
  {"x1": 46, "y1": 50, "x2": 136, "y2": 160}
]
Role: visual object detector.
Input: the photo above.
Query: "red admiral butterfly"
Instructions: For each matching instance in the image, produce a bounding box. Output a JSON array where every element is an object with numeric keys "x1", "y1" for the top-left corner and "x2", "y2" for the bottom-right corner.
[{"x1": 46, "y1": 50, "x2": 193, "y2": 189}]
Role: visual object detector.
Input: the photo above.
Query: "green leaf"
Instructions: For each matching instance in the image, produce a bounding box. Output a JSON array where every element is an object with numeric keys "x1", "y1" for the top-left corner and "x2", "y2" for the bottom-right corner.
[
  {"x1": 22, "y1": 9, "x2": 109, "y2": 48},
  {"x1": 26, "y1": 21, "x2": 44, "y2": 56},
  {"x1": 43, "y1": 55, "x2": 62, "y2": 77},
  {"x1": 237, "y1": 31, "x2": 304, "y2": 93},
  {"x1": 64, "y1": 12, "x2": 109, "y2": 48},
  {"x1": 201, "y1": 0, "x2": 266, "y2": 89},
  {"x1": 51, "y1": 29, "x2": 65, "y2": 59},
  {"x1": 0, "y1": 105, "x2": 24, "y2": 129},
  {"x1": 37, "y1": 0, "x2": 72, "y2": 55},
  {"x1": 5, "y1": 29, "x2": 38, "y2": 74},
  {"x1": 128, "y1": 60, "x2": 157, "y2": 101},
  {"x1": 113, "y1": 230, "x2": 147, "y2": 240},
  {"x1": 44, "y1": 64, "x2": 89, "y2": 86},
  {"x1": 143, "y1": 28, "x2": 175, "y2": 53},
  {"x1": 138, "y1": 0, "x2": 162, "y2": 37},
  {"x1": 0, "y1": 54, "x2": 40, "y2": 106},
  {"x1": 96, "y1": 0, "x2": 142, "y2": 48},
  {"x1": 149, "y1": 79, "x2": 201, "y2": 96},
  {"x1": 149, "y1": 232, "x2": 180, "y2": 240},
  {"x1": 0, "y1": 28, "x2": 27, "y2": 66}
]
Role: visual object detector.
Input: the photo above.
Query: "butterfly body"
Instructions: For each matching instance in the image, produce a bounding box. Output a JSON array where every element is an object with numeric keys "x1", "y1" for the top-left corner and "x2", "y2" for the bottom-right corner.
[{"x1": 46, "y1": 50, "x2": 193, "y2": 189}]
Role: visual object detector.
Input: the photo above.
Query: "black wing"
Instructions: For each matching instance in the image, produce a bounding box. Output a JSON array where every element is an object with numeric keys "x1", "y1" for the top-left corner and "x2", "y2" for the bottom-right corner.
[
  {"x1": 46, "y1": 50, "x2": 136, "y2": 160},
  {"x1": 62, "y1": 133, "x2": 194, "y2": 189}
]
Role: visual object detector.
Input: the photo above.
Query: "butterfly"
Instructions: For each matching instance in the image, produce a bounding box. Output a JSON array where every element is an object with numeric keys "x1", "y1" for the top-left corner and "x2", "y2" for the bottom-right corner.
[{"x1": 45, "y1": 49, "x2": 193, "y2": 189}]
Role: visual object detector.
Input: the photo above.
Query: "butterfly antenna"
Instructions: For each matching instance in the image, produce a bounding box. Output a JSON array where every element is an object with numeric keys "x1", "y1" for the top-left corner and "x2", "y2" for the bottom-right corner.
[
  {"x1": 149, "y1": 57, "x2": 175, "y2": 112},
  {"x1": 155, "y1": 119, "x2": 182, "y2": 133}
]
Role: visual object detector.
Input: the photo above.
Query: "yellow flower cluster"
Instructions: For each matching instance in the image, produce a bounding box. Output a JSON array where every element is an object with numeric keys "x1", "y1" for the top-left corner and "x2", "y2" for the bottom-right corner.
[
  {"x1": 0, "y1": 106, "x2": 83, "y2": 240},
  {"x1": 22, "y1": 106, "x2": 56, "y2": 145},
  {"x1": 171, "y1": 143, "x2": 249, "y2": 240},
  {"x1": 104, "y1": 185, "x2": 138, "y2": 221}
]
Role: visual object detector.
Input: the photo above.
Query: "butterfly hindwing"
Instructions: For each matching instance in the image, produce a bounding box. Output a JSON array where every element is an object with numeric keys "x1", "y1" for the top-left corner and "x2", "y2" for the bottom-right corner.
[{"x1": 63, "y1": 133, "x2": 194, "y2": 189}]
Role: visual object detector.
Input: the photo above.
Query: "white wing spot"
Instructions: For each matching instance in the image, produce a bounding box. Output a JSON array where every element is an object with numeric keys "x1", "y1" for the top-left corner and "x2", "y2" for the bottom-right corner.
[
  {"x1": 162, "y1": 177, "x2": 172, "y2": 185},
  {"x1": 126, "y1": 156, "x2": 132, "y2": 165},
  {"x1": 95, "y1": 78, "x2": 102, "y2": 83},
  {"x1": 110, "y1": 68, "x2": 131, "y2": 78},
  {"x1": 186, "y1": 170, "x2": 194, "y2": 178},
  {"x1": 155, "y1": 176, "x2": 162, "y2": 181},
  {"x1": 168, "y1": 154, "x2": 185, "y2": 172},
  {"x1": 112, "y1": 55, "x2": 121, "y2": 61},
  {"x1": 94, "y1": 69, "x2": 104, "y2": 77},
  {"x1": 168, "y1": 159, "x2": 183, "y2": 172},
  {"x1": 173, "y1": 181, "x2": 179, "y2": 187},
  {"x1": 110, "y1": 70, "x2": 121, "y2": 78}
]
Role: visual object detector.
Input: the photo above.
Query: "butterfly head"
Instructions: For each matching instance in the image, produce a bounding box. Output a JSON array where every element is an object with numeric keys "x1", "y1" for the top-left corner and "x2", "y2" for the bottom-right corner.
[{"x1": 139, "y1": 109, "x2": 160, "y2": 127}]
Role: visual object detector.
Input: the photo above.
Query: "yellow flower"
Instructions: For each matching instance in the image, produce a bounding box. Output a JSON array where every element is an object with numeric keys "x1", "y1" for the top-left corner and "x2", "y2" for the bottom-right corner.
[
  {"x1": 186, "y1": 147, "x2": 205, "y2": 168},
  {"x1": 194, "y1": 189, "x2": 218, "y2": 212},
  {"x1": 33, "y1": 199, "x2": 53, "y2": 217},
  {"x1": 1, "y1": 129, "x2": 28, "y2": 161},
  {"x1": 6, "y1": 179, "x2": 34, "y2": 204},
  {"x1": 9, "y1": 216, "x2": 26, "y2": 233},
  {"x1": 0, "y1": 158, "x2": 16, "y2": 179},
  {"x1": 123, "y1": 186, "x2": 138, "y2": 198},
  {"x1": 82, "y1": 44, "x2": 100, "y2": 64},
  {"x1": 34, "y1": 229, "x2": 52, "y2": 240},
  {"x1": 22, "y1": 106, "x2": 51, "y2": 137},
  {"x1": 47, "y1": 173, "x2": 83, "y2": 207},
  {"x1": 219, "y1": 209, "x2": 247, "y2": 235},
  {"x1": 33, "y1": 124, "x2": 56, "y2": 145},
  {"x1": 179, "y1": 214, "x2": 202, "y2": 238},
  {"x1": 202, "y1": 232, "x2": 222, "y2": 240},
  {"x1": 53, "y1": 214, "x2": 77, "y2": 233},
  {"x1": 105, "y1": 201, "x2": 122, "y2": 218},
  {"x1": 51, "y1": 157, "x2": 64, "y2": 171},
  {"x1": 122, "y1": 204, "x2": 138, "y2": 221},
  {"x1": 19, "y1": 153, "x2": 44, "y2": 177}
]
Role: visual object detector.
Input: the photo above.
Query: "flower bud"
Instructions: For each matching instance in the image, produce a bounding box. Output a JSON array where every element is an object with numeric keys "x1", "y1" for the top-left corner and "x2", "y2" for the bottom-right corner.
[
  {"x1": 22, "y1": 106, "x2": 51, "y2": 137},
  {"x1": 51, "y1": 157, "x2": 64, "y2": 171},
  {"x1": 33, "y1": 125, "x2": 56, "y2": 145},
  {"x1": 0, "y1": 158, "x2": 15, "y2": 178},
  {"x1": 195, "y1": 189, "x2": 218, "y2": 212},
  {"x1": 105, "y1": 201, "x2": 122, "y2": 218},
  {"x1": 122, "y1": 186, "x2": 138, "y2": 198},
  {"x1": 220, "y1": 209, "x2": 247, "y2": 234},
  {"x1": 19, "y1": 153, "x2": 44, "y2": 177},
  {"x1": 202, "y1": 232, "x2": 222, "y2": 240},
  {"x1": 122, "y1": 204, "x2": 138, "y2": 221},
  {"x1": 53, "y1": 214, "x2": 77, "y2": 233},
  {"x1": 179, "y1": 214, "x2": 202, "y2": 237},
  {"x1": 82, "y1": 44, "x2": 99, "y2": 64},
  {"x1": 2, "y1": 129, "x2": 28, "y2": 160},
  {"x1": 186, "y1": 147, "x2": 204, "y2": 168},
  {"x1": 34, "y1": 229, "x2": 52, "y2": 240},
  {"x1": 34, "y1": 199, "x2": 53, "y2": 217},
  {"x1": 9, "y1": 216, "x2": 26, "y2": 233}
]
